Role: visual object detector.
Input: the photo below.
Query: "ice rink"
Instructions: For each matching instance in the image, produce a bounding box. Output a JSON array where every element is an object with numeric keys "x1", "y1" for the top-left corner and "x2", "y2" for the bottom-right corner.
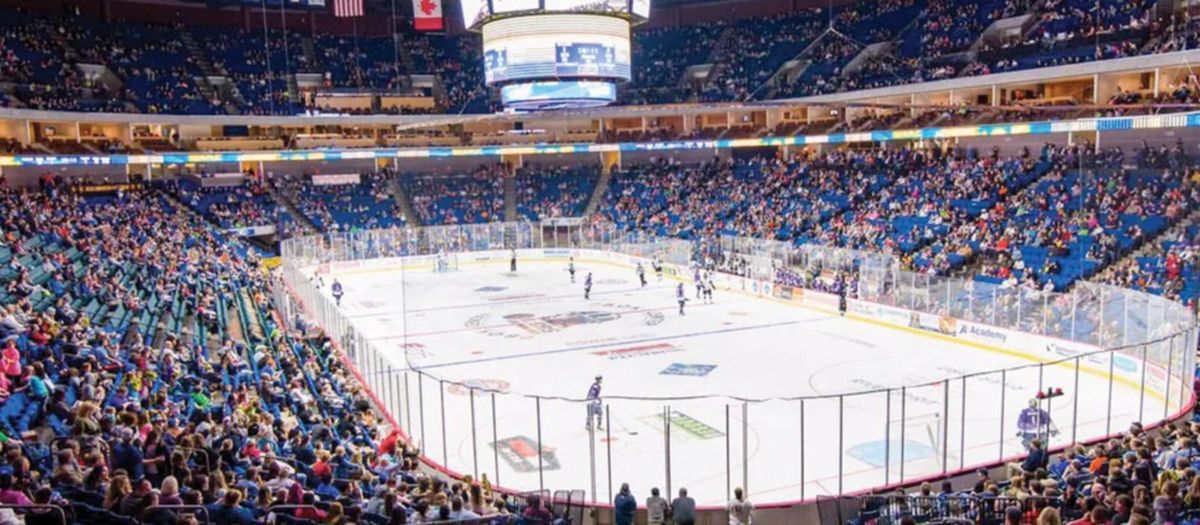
[{"x1": 319, "y1": 254, "x2": 1152, "y2": 505}]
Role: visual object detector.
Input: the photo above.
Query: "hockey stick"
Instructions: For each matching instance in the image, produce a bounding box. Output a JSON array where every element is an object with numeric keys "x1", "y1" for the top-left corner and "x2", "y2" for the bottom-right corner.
[{"x1": 609, "y1": 407, "x2": 639, "y2": 436}]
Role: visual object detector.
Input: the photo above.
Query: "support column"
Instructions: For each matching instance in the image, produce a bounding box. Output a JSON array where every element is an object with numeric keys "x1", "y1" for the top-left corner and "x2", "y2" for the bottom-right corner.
[
  {"x1": 239, "y1": 160, "x2": 259, "y2": 175},
  {"x1": 500, "y1": 153, "x2": 523, "y2": 172},
  {"x1": 121, "y1": 123, "x2": 134, "y2": 149},
  {"x1": 600, "y1": 150, "x2": 621, "y2": 174}
]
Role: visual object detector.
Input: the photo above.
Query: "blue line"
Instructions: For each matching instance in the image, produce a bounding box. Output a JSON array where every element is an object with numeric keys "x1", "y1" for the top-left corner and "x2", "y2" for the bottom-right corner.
[{"x1": 409, "y1": 316, "x2": 832, "y2": 370}]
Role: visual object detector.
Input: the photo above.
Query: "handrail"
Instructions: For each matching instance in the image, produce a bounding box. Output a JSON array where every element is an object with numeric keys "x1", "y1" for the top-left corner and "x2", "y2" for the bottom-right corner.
[
  {"x1": 0, "y1": 503, "x2": 68, "y2": 525},
  {"x1": 140, "y1": 504, "x2": 211, "y2": 524},
  {"x1": 175, "y1": 446, "x2": 214, "y2": 474}
]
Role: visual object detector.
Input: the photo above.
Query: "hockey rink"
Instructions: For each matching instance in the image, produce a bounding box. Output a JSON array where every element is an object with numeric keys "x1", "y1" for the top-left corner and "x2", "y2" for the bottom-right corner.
[{"x1": 319, "y1": 254, "x2": 1160, "y2": 505}]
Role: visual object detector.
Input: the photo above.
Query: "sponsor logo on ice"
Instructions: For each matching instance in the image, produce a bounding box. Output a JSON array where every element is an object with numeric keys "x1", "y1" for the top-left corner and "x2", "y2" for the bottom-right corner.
[
  {"x1": 660, "y1": 363, "x2": 717, "y2": 377},
  {"x1": 592, "y1": 342, "x2": 682, "y2": 360},
  {"x1": 637, "y1": 411, "x2": 724, "y2": 440},
  {"x1": 447, "y1": 379, "x2": 512, "y2": 395},
  {"x1": 492, "y1": 435, "x2": 560, "y2": 472}
]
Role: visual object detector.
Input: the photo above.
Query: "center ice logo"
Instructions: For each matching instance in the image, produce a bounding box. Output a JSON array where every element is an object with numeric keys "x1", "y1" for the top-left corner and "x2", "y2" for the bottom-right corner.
[{"x1": 505, "y1": 311, "x2": 621, "y2": 334}]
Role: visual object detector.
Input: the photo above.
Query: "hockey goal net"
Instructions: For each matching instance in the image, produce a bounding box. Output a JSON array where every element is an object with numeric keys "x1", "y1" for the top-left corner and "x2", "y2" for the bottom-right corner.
[
  {"x1": 432, "y1": 253, "x2": 459, "y2": 273},
  {"x1": 887, "y1": 412, "x2": 957, "y2": 473}
]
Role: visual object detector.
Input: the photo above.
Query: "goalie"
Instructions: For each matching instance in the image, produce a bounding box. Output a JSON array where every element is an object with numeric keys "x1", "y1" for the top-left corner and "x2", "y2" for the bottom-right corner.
[
  {"x1": 586, "y1": 375, "x2": 604, "y2": 431},
  {"x1": 1016, "y1": 398, "x2": 1058, "y2": 451}
]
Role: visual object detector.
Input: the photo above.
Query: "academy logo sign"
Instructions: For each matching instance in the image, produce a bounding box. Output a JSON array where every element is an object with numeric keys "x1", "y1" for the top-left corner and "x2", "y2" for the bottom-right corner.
[
  {"x1": 492, "y1": 436, "x2": 560, "y2": 472},
  {"x1": 957, "y1": 323, "x2": 1008, "y2": 344}
]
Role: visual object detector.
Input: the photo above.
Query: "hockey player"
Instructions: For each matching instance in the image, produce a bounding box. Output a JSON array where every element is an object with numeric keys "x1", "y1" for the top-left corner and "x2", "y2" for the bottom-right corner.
[
  {"x1": 637, "y1": 262, "x2": 647, "y2": 287},
  {"x1": 586, "y1": 375, "x2": 604, "y2": 430},
  {"x1": 676, "y1": 282, "x2": 687, "y2": 315},
  {"x1": 568, "y1": 257, "x2": 576, "y2": 283},
  {"x1": 703, "y1": 279, "x2": 714, "y2": 304},
  {"x1": 652, "y1": 257, "x2": 663, "y2": 281},
  {"x1": 694, "y1": 267, "x2": 703, "y2": 299},
  {"x1": 835, "y1": 275, "x2": 847, "y2": 317},
  {"x1": 584, "y1": 272, "x2": 593, "y2": 300},
  {"x1": 331, "y1": 279, "x2": 344, "y2": 306},
  {"x1": 510, "y1": 248, "x2": 518, "y2": 273},
  {"x1": 1016, "y1": 398, "x2": 1058, "y2": 450}
]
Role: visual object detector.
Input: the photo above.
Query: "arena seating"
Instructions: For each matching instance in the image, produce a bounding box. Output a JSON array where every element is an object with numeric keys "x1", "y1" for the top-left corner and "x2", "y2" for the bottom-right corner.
[
  {"x1": 165, "y1": 177, "x2": 290, "y2": 232},
  {"x1": 0, "y1": 180, "x2": 565, "y2": 525},
  {"x1": 401, "y1": 167, "x2": 505, "y2": 225},
  {"x1": 4, "y1": 0, "x2": 1200, "y2": 522},
  {"x1": 626, "y1": 22, "x2": 729, "y2": 104},
  {"x1": 0, "y1": 0, "x2": 1195, "y2": 113},
  {"x1": 515, "y1": 167, "x2": 600, "y2": 222},
  {"x1": 276, "y1": 174, "x2": 407, "y2": 232},
  {"x1": 0, "y1": 150, "x2": 1196, "y2": 525}
]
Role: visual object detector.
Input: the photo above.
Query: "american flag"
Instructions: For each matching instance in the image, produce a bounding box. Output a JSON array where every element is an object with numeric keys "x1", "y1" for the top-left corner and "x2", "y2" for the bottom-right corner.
[{"x1": 333, "y1": 0, "x2": 363, "y2": 17}]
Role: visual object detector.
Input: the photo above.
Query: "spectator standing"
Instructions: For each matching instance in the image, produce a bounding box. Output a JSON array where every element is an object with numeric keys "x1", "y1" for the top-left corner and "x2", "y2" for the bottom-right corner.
[
  {"x1": 672, "y1": 488, "x2": 697, "y2": 525},
  {"x1": 615, "y1": 483, "x2": 636, "y2": 525},
  {"x1": 646, "y1": 487, "x2": 668, "y2": 525},
  {"x1": 728, "y1": 487, "x2": 753, "y2": 525}
]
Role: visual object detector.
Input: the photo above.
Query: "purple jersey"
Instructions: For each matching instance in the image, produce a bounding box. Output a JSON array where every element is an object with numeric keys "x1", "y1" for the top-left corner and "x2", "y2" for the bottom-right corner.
[
  {"x1": 1016, "y1": 407, "x2": 1050, "y2": 432},
  {"x1": 587, "y1": 382, "x2": 602, "y2": 401}
]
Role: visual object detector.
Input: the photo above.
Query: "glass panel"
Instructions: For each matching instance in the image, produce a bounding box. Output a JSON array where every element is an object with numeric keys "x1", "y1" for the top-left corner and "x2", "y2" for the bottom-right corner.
[{"x1": 273, "y1": 227, "x2": 1198, "y2": 507}]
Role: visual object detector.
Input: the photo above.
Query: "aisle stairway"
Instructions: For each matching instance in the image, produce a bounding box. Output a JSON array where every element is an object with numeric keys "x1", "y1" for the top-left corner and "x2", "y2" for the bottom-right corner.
[
  {"x1": 1092, "y1": 205, "x2": 1200, "y2": 285},
  {"x1": 269, "y1": 185, "x2": 321, "y2": 234},
  {"x1": 583, "y1": 168, "x2": 614, "y2": 216},
  {"x1": 388, "y1": 178, "x2": 422, "y2": 227},
  {"x1": 157, "y1": 190, "x2": 248, "y2": 346},
  {"x1": 503, "y1": 175, "x2": 517, "y2": 222}
]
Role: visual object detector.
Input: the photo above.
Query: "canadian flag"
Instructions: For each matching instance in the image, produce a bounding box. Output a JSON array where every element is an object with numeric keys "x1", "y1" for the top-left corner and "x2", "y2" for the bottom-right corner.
[{"x1": 413, "y1": 0, "x2": 443, "y2": 31}]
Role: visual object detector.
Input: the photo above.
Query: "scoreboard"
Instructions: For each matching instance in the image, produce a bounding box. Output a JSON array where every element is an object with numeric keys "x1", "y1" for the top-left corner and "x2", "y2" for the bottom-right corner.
[
  {"x1": 465, "y1": 0, "x2": 648, "y2": 110},
  {"x1": 481, "y1": 15, "x2": 631, "y2": 84}
]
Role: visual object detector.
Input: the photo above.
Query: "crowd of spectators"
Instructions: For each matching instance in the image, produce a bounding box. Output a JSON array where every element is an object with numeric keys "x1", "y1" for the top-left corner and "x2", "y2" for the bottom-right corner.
[
  {"x1": 0, "y1": 175, "x2": 577, "y2": 525},
  {"x1": 402, "y1": 166, "x2": 505, "y2": 225},
  {"x1": 0, "y1": 0, "x2": 1199, "y2": 113},
  {"x1": 165, "y1": 176, "x2": 290, "y2": 233},
  {"x1": 514, "y1": 166, "x2": 600, "y2": 221},
  {"x1": 0, "y1": 135, "x2": 1199, "y2": 525},
  {"x1": 623, "y1": 22, "x2": 728, "y2": 104},
  {"x1": 1102, "y1": 222, "x2": 1200, "y2": 307},
  {"x1": 275, "y1": 172, "x2": 406, "y2": 233},
  {"x1": 593, "y1": 142, "x2": 1200, "y2": 298},
  {"x1": 865, "y1": 419, "x2": 1200, "y2": 525}
]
